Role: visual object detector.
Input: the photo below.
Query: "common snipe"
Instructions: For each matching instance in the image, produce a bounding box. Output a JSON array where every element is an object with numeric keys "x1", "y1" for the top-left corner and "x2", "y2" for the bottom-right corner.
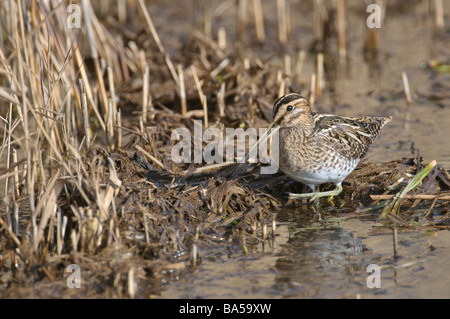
[{"x1": 262, "y1": 93, "x2": 392, "y2": 201}]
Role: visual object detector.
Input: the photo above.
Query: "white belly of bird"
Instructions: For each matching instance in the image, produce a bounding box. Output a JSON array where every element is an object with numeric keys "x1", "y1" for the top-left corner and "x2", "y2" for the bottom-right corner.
[{"x1": 281, "y1": 158, "x2": 359, "y2": 187}]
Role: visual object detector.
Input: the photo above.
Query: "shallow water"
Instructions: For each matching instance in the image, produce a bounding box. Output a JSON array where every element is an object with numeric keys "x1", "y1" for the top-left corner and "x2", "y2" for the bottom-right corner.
[{"x1": 162, "y1": 214, "x2": 450, "y2": 299}]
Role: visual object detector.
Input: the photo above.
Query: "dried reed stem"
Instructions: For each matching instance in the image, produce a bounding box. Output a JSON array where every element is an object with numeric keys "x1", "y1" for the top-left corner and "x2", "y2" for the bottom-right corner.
[
  {"x1": 277, "y1": 70, "x2": 286, "y2": 97},
  {"x1": 116, "y1": 108, "x2": 122, "y2": 149},
  {"x1": 295, "y1": 50, "x2": 306, "y2": 81},
  {"x1": 393, "y1": 226, "x2": 398, "y2": 259},
  {"x1": 107, "y1": 99, "x2": 115, "y2": 149},
  {"x1": 217, "y1": 27, "x2": 227, "y2": 50},
  {"x1": 272, "y1": 216, "x2": 276, "y2": 234},
  {"x1": 208, "y1": 58, "x2": 230, "y2": 82},
  {"x1": 34, "y1": 172, "x2": 63, "y2": 252},
  {"x1": 284, "y1": 54, "x2": 292, "y2": 78},
  {"x1": 316, "y1": 53, "x2": 324, "y2": 98},
  {"x1": 13, "y1": 202, "x2": 19, "y2": 236},
  {"x1": 107, "y1": 66, "x2": 117, "y2": 122},
  {"x1": 237, "y1": 0, "x2": 248, "y2": 41},
  {"x1": 128, "y1": 267, "x2": 136, "y2": 298},
  {"x1": 309, "y1": 73, "x2": 316, "y2": 106},
  {"x1": 13, "y1": 149, "x2": 20, "y2": 199},
  {"x1": 202, "y1": 94, "x2": 209, "y2": 128},
  {"x1": 135, "y1": 145, "x2": 165, "y2": 170},
  {"x1": 143, "y1": 211, "x2": 150, "y2": 244},
  {"x1": 4, "y1": 100, "x2": 13, "y2": 201},
  {"x1": 117, "y1": 0, "x2": 127, "y2": 24},
  {"x1": 0, "y1": 216, "x2": 21, "y2": 247},
  {"x1": 336, "y1": 0, "x2": 346, "y2": 59},
  {"x1": 74, "y1": 46, "x2": 106, "y2": 131},
  {"x1": 138, "y1": 0, "x2": 179, "y2": 86},
  {"x1": 262, "y1": 223, "x2": 267, "y2": 240},
  {"x1": 402, "y1": 71, "x2": 412, "y2": 106},
  {"x1": 370, "y1": 194, "x2": 450, "y2": 200},
  {"x1": 277, "y1": 0, "x2": 287, "y2": 44},
  {"x1": 81, "y1": 0, "x2": 109, "y2": 115},
  {"x1": 202, "y1": 0, "x2": 212, "y2": 37},
  {"x1": 252, "y1": 0, "x2": 265, "y2": 42},
  {"x1": 218, "y1": 82, "x2": 226, "y2": 118},
  {"x1": 14, "y1": 0, "x2": 36, "y2": 240},
  {"x1": 80, "y1": 79, "x2": 91, "y2": 149},
  {"x1": 142, "y1": 63, "x2": 150, "y2": 121},
  {"x1": 434, "y1": 0, "x2": 444, "y2": 32},
  {"x1": 190, "y1": 65, "x2": 205, "y2": 105},
  {"x1": 313, "y1": 0, "x2": 324, "y2": 45},
  {"x1": 191, "y1": 244, "x2": 198, "y2": 266},
  {"x1": 178, "y1": 64, "x2": 187, "y2": 115}
]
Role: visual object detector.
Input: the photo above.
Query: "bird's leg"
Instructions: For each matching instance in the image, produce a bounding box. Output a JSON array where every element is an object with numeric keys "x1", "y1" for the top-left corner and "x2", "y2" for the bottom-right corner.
[
  {"x1": 288, "y1": 184, "x2": 343, "y2": 202},
  {"x1": 310, "y1": 186, "x2": 322, "y2": 221},
  {"x1": 327, "y1": 194, "x2": 335, "y2": 206},
  {"x1": 326, "y1": 185, "x2": 340, "y2": 205}
]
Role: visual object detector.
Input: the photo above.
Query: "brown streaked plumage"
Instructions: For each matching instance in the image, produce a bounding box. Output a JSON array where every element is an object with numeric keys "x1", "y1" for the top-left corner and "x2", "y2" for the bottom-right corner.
[{"x1": 271, "y1": 93, "x2": 392, "y2": 201}]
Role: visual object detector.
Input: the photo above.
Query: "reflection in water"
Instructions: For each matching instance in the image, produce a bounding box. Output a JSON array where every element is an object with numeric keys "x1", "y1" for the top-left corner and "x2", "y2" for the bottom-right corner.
[
  {"x1": 272, "y1": 226, "x2": 371, "y2": 298},
  {"x1": 161, "y1": 221, "x2": 375, "y2": 299},
  {"x1": 162, "y1": 217, "x2": 450, "y2": 299}
]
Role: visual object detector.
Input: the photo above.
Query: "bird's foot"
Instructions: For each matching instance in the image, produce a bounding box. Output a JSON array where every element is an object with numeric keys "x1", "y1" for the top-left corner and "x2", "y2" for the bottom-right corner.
[{"x1": 288, "y1": 184, "x2": 343, "y2": 202}]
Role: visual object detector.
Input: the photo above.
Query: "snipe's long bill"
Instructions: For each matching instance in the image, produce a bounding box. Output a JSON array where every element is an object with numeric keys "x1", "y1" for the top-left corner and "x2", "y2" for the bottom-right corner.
[
  {"x1": 231, "y1": 121, "x2": 279, "y2": 178},
  {"x1": 235, "y1": 93, "x2": 392, "y2": 201}
]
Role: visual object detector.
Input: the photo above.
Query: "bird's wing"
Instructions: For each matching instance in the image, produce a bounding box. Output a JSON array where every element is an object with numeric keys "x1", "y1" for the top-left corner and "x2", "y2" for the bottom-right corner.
[{"x1": 310, "y1": 114, "x2": 390, "y2": 159}]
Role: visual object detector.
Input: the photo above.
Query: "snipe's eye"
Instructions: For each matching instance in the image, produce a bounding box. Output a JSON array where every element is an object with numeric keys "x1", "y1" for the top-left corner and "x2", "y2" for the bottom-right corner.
[{"x1": 286, "y1": 105, "x2": 293, "y2": 112}]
